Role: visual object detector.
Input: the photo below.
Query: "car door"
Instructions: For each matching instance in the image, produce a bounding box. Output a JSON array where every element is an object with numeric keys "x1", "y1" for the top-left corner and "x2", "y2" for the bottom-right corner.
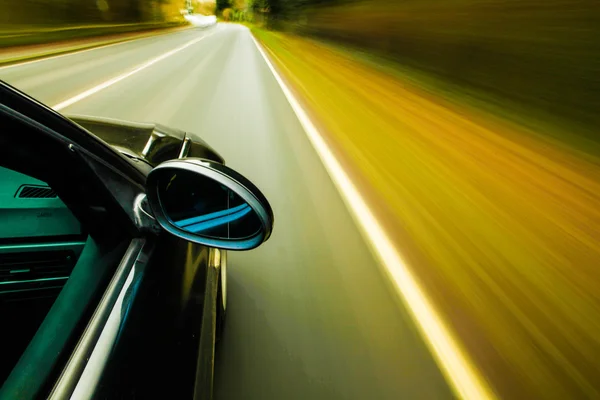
[
  {"x1": 0, "y1": 82, "x2": 218, "y2": 400},
  {"x1": 0, "y1": 83, "x2": 139, "y2": 399}
]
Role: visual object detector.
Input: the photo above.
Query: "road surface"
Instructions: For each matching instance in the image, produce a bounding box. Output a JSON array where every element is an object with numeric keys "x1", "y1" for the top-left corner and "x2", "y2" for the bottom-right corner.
[{"x1": 1, "y1": 23, "x2": 453, "y2": 399}]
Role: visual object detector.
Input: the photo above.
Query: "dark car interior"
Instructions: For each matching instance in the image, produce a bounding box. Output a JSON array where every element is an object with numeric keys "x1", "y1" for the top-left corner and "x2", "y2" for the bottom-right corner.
[
  {"x1": 0, "y1": 103, "x2": 133, "y2": 398},
  {"x1": 0, "y1": 165, "x2": 86, "y2": 383}
]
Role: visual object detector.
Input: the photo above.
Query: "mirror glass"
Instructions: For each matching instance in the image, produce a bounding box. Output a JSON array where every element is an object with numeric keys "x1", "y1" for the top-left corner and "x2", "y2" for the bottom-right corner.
[{"x1": 157, "y1": 169, "x2": 262, "y2": 240}]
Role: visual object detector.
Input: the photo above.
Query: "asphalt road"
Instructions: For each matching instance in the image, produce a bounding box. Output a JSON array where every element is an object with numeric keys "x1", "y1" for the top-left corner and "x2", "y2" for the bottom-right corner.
[{"x1": 1, "y1": 23, "x2": 453, "y2": 399}]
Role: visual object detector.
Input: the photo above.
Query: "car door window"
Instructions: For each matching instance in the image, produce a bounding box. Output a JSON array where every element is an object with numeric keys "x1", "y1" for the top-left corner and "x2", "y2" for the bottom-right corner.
[{"x1": 0, "y1": 165, "x2": 85, "y2": 385}]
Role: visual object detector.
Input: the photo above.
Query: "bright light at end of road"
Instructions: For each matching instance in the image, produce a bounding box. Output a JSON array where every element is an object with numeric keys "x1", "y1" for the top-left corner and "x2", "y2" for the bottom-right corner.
[
  {"x1": 184, "y1": 14, "x2": 217, "y2": 28},
  {"x1": 250, "y1": 34, "x2": 497, "y2": 400}
]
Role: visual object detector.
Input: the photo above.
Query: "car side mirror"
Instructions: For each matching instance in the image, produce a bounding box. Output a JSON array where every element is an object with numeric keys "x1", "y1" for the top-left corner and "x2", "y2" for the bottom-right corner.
[{"x1": 146, "y1": 158, "x2": 274, "y2": 250}]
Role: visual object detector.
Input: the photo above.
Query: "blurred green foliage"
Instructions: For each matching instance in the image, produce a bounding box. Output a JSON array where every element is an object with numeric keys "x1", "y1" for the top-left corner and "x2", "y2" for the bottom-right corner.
[
  {"x1": 217, "y1": 0, "x2": 253, "y2": 22},
  {"x1": 193, "y1": 0, "x2": 217, "y2": 16}
]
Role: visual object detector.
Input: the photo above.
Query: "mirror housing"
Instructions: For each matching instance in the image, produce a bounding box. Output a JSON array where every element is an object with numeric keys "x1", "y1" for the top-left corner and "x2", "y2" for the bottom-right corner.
[{"x1": 146, "y1": 158, "x2": 273, "y2": 250}]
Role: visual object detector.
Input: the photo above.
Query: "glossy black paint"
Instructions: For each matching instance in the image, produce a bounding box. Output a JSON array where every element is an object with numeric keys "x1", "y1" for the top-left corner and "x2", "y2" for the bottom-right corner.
[
  {"x1": 0, "y1": 81, "x2": 228, "y2": 400},
  {"x1": 92, "y1": 234, "x2": 214, "y2": 399},
  {"x1": 67, "y1": 114, "x2": 225, "y2": 168}
]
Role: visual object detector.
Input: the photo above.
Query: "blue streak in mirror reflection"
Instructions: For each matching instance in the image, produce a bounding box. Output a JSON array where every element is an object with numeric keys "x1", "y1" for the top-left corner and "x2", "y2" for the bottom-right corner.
[{"x1": 173, "y1": 203, "x2": 252, "y2": 233}]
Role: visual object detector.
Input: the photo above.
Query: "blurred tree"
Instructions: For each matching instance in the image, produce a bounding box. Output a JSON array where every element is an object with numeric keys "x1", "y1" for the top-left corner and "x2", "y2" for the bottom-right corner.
[
  {"x1": 216, "y1": 0, "x2": 230, "y2": 12},
  {"x1": 249, "y1": 0, "x2": 268, "y2": 12},
  {"x1": 232, "y1": 0, "x2": 247, "y2": 11},
  {"x1": 194, "y1": 0, "x2": 216, "y2": 15}
]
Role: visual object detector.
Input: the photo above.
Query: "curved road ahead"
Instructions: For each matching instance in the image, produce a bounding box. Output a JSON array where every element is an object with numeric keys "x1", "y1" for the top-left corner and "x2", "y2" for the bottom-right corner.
[{"x1": 2, "y1": 23, "x2": 453, "y2": 399}]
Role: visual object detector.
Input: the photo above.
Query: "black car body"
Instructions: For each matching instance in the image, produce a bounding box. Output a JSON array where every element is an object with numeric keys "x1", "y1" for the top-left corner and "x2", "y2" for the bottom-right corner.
[{"x1": 0, "y1": 81, "x2": 273, "y2": 400}]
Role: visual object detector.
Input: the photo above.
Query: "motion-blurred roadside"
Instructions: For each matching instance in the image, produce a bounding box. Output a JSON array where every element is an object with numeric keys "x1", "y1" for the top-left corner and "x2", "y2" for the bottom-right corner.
[
  {"x1": 0, "y1": 0, "x2": 191, "y2": 51},
  {"x1": 251, "y1": 0, "x2": 600, "y2": 148},
  {"x1": 0, "y1": 1, "x2": 218, "y2": 65},
  {"x1": 245, "y1": 1, "x2": 600, "y2": 398}
]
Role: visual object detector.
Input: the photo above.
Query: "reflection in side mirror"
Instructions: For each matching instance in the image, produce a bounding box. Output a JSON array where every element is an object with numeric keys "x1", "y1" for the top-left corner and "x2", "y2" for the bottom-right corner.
[{"x1": 146, "y1": 158, "x2": 274, "y2": 250}]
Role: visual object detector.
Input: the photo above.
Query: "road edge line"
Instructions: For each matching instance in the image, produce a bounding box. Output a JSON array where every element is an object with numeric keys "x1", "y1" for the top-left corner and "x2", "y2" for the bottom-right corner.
[{"x1": 250, "y1": 32, "x2": 496, "y2": 400}]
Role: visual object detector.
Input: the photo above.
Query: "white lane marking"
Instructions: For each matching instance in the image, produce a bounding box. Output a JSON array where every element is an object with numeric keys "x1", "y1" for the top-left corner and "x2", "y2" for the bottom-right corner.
[
  {"x1": 0, "y1": 27, "x2": 199, "y2": 71},
  {"x1": 52, "y1": 29, "x2": 219, "y2": 111},
  {"x1": 250, "y1": 34, "x2": 496, "y2": 400}
]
